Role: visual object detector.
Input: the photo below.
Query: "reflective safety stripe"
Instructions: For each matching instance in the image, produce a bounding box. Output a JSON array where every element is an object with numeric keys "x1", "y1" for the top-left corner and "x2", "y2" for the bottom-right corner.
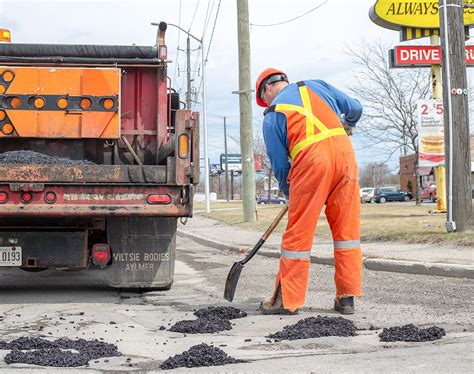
[
  {"x1": 297, "y1": 85, "x2": 329, "y2": 135},
  {"x1": 275, "y1": 104, "x2": 328, "y2": 134},
  {"x1": 273, "y1": 83, "x2": 346, "y2": 160},
  {"x1": 281, "y1": 248, "x2": 311, "y2": 259},
  {"x1": 334, "y1": 240, "x2": 360, "y2": 249},
  {"x1": 290, "y1": 128, "x2": 346, "y2": 159}
]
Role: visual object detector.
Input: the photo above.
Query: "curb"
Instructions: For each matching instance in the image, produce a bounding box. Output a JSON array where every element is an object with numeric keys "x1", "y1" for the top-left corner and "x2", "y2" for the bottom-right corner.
[
  {"x1": 363, "y1": 258, "x2": 474, "y2": 279},
  {"x1": 177, "y1": 230, "x2": 474, "y2": 279}
]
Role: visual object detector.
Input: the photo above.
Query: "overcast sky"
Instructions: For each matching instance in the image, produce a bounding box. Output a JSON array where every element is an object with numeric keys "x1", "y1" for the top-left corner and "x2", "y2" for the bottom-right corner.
[{"x1": 0, "y1": 0, "x2": 449, "y2": 168}]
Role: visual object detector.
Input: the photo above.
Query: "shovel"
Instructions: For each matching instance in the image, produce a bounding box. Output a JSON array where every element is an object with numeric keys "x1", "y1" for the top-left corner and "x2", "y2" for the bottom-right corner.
[{"x1": 223, "y1": 204, "x2": 288, "y2": 302}]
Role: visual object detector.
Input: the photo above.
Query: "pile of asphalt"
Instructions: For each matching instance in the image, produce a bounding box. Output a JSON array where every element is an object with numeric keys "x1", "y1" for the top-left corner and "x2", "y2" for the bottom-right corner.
[
  {"x1": 160, "y1": 343, "x2": 246, "y2": 370},
  {"x1": 267, "y1": 316, "x2": 357, "y2": 341},
  {"x1": 193, "y1": 306, "x2": 247, "y2": 320},
  {"x1": 169, "y1": 306, "x2": 246, "y2": 334},
  {"x1": 0, "y1": 337, "x2": 121, "y2": 367},
  {"x1": 168, "y1": 317, "x2": 232, "y2": 334},
  {"x1": 378, "y1": 324, "x2": 446, "y2": 342},
  {"x1": 0, "y1": 150, "x2": 95, "y2": 165}
]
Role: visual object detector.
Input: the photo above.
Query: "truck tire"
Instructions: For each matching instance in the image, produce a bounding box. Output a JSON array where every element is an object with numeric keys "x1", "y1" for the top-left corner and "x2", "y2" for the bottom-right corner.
[{"x1": 105, "y1": 217, "x2": 177, "y2": 291}]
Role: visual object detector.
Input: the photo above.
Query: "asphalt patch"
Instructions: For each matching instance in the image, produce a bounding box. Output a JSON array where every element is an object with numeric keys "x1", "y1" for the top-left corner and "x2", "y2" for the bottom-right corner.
[
  {"x1": 267, "y1": 316, "x2": 357, "y2": 341},
  {"x1": 0, "y1": 150, "x2": 95, "y2": 165},
  {"x1": 0, "y1": 337, "x2": 121, "y2": 367},
  {"x1": 193, "y1": 306, "x2": 247, "y2": 320},
  {"x1": 169, "y1": 306, "x2": 246, "y2": 334},
  {"x1": 378, "y1": 324, "x2": 446, "y2": 342},
  {"x1": 159, "y1": 343, "x2": 246, "y2": 370}
]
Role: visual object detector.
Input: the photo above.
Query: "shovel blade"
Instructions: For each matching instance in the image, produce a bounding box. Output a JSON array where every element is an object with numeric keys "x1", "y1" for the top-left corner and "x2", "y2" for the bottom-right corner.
[{"x1": 223, "y1": 261, "x2": 244, "y2": 302}]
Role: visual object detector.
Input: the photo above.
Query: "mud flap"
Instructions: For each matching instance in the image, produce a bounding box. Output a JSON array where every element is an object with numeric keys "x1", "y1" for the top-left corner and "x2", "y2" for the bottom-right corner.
[{"x1": 106, "y1": 217, "x2": 176, "y2": 289}]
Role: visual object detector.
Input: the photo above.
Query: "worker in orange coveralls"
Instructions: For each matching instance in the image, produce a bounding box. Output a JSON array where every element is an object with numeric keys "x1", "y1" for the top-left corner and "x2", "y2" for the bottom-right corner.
[{"x1": 256, "y1": 68, "x2": 363, "y2": 315}]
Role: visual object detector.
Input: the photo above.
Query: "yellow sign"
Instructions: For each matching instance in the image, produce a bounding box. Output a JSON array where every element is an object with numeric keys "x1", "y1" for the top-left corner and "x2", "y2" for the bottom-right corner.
[{"x1": 370, "y1": 0, "x2": 474, "y2": 30}]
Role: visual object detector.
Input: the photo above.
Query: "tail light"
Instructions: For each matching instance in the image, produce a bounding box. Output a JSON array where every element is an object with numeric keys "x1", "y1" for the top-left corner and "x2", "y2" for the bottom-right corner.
[
  {"x1": 20, "y1": 192, "x2": 33, "y2": 204},
  {"x1": 80, "y1": 98, "x2": 92, "y2": 109},
  {"x1": 102, "y1": 98, "x2": 115, "y2": 110},
  {"x1": 178, "y1": 134, "x2": 189, "y2": 158},
  {"x1": 9, "y1": 97, "x2": 22, "y2": 109},
  {"x1": 44, "y1": 191, "x2": 57, "y2": 204},
  {"x1": 92, "y1": 244, "x2": 111, "y2": 267},
  {"x1": 0, "y1": 191, "x2": 8, "y2": 204},
  {"x1": 1, "y1": 123, "x2": 14, "y2": 135},
  {"x1": 0, "y1": 29, "x2": 11, "y2": 43},
  {"x1": 146, "y1": 194, "x2": 171, "y2": 204}
]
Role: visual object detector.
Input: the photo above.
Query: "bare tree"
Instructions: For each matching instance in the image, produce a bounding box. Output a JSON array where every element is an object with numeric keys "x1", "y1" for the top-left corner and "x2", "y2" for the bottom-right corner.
[
  {"x1": 359, "y1": 162, "x2": 399, "y2": 189},
  {"x1": 346, "y1": 41, "x2": 431, "y2": 204}
]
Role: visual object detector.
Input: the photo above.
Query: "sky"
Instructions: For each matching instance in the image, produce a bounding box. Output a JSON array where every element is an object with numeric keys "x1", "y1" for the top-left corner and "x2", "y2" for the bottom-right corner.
[{"x1": 0, "y1": 0, "x2": 460, "y2": 170}]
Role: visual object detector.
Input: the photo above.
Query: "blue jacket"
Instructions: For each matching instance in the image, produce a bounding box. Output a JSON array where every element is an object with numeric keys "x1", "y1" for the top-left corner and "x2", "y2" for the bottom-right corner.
[{"x1": 262, "y1": 79, "x2": 362, "y2": 197}]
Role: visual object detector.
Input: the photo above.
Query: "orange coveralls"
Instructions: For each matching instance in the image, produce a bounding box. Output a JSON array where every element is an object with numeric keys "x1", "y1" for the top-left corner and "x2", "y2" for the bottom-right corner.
[{"x1": 264, "y1": 81, "x2": 362, "y2": 310}]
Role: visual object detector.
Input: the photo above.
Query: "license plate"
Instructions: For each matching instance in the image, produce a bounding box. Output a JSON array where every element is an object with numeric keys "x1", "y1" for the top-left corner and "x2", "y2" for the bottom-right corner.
[{"x1": 0, "y1": 246, "x2": 22, "y2": 266}]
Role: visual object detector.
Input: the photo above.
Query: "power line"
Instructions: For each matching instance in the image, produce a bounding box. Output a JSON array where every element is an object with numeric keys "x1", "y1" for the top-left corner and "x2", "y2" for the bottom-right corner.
[
  {"x1": 188, "y1": 0, "x2": 200, "y2": 32},
  {"x1": 205, "y1": 0, "x2": 221, "y2": 63},
  {"x1": 173, "y1": 0, "x2": 183, "y2": 84},
  {"x1": 202, "y1": 0, "x2": 214, "y2": 37},
  {"x1": 250, "y1": 0, "x2": 328, "y2": 27},
  {"x1": 191, "y1": 0, "x2": 222, "y2": 110}
]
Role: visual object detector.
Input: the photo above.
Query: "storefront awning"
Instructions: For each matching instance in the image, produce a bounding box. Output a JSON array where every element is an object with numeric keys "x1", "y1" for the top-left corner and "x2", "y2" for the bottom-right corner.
[{"x1": 418, "y1": 167, "x2": 434, "y2": 176}]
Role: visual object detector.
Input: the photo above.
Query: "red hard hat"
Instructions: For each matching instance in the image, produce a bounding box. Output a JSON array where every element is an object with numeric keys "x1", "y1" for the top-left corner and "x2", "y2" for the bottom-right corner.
[{"x1": 255, "y1": 68, "x2": 288, "y2": 107}]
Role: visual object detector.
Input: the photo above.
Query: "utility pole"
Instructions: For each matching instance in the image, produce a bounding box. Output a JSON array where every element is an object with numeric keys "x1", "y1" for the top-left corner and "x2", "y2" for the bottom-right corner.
[
  {"x1": 373, "y1": 165, "x2": 376, "y2": 189},
  {"x1": 230, "y1": 171, "x2": 234, "y2": 200},
  {"x1": 439, "y1": 0, "x2": 472, "y2": 232},
  {"x1": 236, "y1": 0, "x2": 256, "y2": 222},
  {"x1": 223, "y1": 116, "x2": 229, "y2": 201},
  {"x1": 185, "y1": 36, "x2": 192, "y2": 109}
]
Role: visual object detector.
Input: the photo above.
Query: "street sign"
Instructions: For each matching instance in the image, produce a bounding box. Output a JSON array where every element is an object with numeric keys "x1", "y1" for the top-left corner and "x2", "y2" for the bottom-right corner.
[
  {"x1": 418, "y1": 99, "x2": 445, "y2": 167},
  {"x1": 389, "y1": 45, "x2": 474, "y2": 67}
]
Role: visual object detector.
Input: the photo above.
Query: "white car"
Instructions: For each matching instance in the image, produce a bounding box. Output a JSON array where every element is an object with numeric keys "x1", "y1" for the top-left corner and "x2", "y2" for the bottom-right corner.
[{"x1": 360, "y1": 187, "x2": 375, "y2": 203}]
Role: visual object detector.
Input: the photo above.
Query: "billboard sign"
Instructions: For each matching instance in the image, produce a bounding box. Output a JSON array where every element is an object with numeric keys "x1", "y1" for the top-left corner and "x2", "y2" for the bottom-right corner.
[
  {"x1": 417, "y1": 99, "x2": 445, "y2": 167},
  {"x1": 370, "y1": 0, "x2": 474, "y2": 30},
  {"x1": 220, "y1": 153, "x2": 242, "y2": 172}
]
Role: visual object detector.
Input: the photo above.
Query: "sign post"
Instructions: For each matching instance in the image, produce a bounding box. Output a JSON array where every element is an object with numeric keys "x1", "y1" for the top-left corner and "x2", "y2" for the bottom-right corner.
[{"x1": 430, "y1": 35, "x2": 447, "y2": 213}]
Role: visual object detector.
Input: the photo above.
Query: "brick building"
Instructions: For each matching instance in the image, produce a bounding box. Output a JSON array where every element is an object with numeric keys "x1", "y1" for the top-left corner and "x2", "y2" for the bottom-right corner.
[
  {"x1": 400, "y1": 134, "x2": 474, "y2": 199},
  {"x1": 400, "y1": 153, "x2": 419, "y2": 198}
]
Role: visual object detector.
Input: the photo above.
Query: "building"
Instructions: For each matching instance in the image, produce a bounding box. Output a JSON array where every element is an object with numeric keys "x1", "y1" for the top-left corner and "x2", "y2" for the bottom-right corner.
[
  {"x1": 400, "y1": 134, "x2": 474, "y2": 199},
  {"x1": 400, "y1": 153, "x2": 417, "y2": 197}
]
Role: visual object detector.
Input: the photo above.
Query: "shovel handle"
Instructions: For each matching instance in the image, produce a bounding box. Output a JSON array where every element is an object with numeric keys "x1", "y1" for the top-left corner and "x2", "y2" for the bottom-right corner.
[
  {"x1": 240, "y1": 204, "x2": 288, "y2": 266},
  {"x1": 262, "y1": 204, "x2": 288, "y2": 240}
]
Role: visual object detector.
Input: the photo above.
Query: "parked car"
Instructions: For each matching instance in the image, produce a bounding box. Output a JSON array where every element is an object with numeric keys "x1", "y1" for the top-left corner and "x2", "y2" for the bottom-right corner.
[
  {"x1": 257, "y1": 194, "x2": 286, "y2": 205},
  {"x1": 360, "y1": 187, "x2": 375, "y2": 203},
  {"x1": 372, "y1": 187, "x2": 412, "y2": 203},
  {"x1": 421, "y1": 182, "x2": 437, "y2": 202}
]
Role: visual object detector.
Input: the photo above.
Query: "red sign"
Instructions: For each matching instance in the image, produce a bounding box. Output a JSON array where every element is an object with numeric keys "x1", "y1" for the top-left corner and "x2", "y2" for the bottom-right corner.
[{"x1": 390, "y1": 45, "x2": 474, "y2": 67}]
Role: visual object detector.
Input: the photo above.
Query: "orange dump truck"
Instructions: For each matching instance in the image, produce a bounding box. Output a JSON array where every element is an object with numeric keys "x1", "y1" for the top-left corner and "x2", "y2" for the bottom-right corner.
[{"x1": 0, "y1": 23, "x2": 199, "y2": 289}]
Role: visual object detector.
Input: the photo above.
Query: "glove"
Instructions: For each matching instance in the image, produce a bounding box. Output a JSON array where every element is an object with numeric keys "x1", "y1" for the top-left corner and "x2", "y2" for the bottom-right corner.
[
  {"x1": 340, "y1": 113, "x2": 353, "y2": 136},
  {"x1": 343, "y1": 123, "x2": 353, "y2": 136}
]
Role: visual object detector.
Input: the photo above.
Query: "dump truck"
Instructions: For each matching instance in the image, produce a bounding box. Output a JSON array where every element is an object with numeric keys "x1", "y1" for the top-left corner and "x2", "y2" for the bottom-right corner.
[{"x1": 0, "y1": 23, "x2": 199, "y2": 290}]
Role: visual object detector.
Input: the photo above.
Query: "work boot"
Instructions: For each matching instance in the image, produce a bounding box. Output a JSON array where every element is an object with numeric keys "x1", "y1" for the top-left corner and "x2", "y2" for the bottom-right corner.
[
  {"x1": 334, "y1": 296, "x2": 355, "y2": 315},
  {"x1": 259, "y1": 284, "x2": 298, "y2": 315}
]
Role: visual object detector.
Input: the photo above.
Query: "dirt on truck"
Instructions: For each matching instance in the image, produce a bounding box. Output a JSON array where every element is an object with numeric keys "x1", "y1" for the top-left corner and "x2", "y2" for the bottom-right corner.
[{"x1": 0, "y1": 22, "x2": 199, "y2": 290}]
